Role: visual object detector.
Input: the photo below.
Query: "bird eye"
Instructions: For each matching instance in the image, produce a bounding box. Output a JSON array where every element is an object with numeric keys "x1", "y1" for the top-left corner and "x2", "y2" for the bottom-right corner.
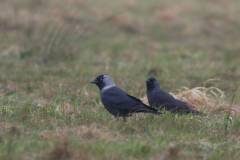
[{"x1": 100, "y1": 78, "x2": 103, "y2": 81}]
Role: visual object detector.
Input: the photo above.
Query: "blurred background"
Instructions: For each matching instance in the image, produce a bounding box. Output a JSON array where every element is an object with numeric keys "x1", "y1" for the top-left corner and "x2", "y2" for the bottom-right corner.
[
  {"x1": 1, "y1": 1, "x2": 240, "y2": 159},
  {"x1": 0, "y1": 0, "x2": 240, "y2": 101}
]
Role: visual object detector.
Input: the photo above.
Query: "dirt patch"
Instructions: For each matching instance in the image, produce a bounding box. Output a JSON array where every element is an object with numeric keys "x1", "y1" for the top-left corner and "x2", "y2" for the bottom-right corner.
[
  {"x1": 0, "y1": 122, "x2": 23, "y2": 136},
  {"x1": 39, "y1": 124, "x2": 109, "y2": 141},
  {"x1": 40, "y1": 141, "x2": 95, "y2": 160},
  {"x1": 153, "y1": 145, "x2": 180, "y2": 160}
]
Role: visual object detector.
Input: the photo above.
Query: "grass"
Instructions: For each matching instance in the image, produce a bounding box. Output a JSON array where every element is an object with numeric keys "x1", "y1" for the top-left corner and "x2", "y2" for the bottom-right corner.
[{"x1": 0, "y1": 0, "x2": 240, "y2": 159}]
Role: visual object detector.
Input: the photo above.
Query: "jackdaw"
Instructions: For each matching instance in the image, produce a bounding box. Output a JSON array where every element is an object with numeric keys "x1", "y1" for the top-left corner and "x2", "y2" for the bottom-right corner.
[
  {"x1": 146, "y1": 77, "x2": 202, "y2": 114},
  {"x1": 91, "y1": 75, "x2": 162, "y2": 121}
]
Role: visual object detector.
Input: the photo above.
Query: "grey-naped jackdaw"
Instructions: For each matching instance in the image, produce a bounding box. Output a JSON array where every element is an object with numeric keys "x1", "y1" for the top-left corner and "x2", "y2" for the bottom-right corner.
[
  {"x1": 146, "y1": 77, "x2": 203, "y2": 115},
  {"x1": 91, "y1": 75, "x2": 162, "y2": 121}
]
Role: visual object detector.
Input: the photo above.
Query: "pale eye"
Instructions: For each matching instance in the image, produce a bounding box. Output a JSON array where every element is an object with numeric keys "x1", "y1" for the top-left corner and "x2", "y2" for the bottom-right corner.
[{"x1": 100, "y1": 78, "x2": 103, "y2": 81}]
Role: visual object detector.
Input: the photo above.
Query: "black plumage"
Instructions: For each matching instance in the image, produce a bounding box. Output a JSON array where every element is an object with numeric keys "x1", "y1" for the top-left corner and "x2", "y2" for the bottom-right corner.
[
  {"x1": 146, "y1": 77, "x2": 202, "y2": 114},
  {"x1": 91, "y1": 75, "x2": 161, "y2": 121}
]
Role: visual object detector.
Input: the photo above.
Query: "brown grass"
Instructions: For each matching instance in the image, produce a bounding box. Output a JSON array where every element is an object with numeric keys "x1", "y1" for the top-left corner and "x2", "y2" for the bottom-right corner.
[
  {"x1": 49, "y1": 142, "x2": 72, "y2": 160},
  {"x1": 101, "y1": 12, "x2": 143, "y2": 33},
  {"x1": 0, "y1": 122, "x2": 23, "y2": 136},
  {"x1": 39, "y1": 124, "x2": 109, "y2": 141},
  {"x1": 153, "y1": 144, "x2": 180, "y2": 160},
  {"x1": 40, "y1": 140, "x2": 93, "y2": 160}
]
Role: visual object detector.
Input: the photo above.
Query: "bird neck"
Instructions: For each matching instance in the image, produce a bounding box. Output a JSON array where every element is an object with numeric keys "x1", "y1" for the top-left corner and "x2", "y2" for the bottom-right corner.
[
  {"x1": 147, "y1": 85, "x2": 161, "y2": 92},
  {"x1": 100, "y1": 84, "x2": 116, "y2": 92}
]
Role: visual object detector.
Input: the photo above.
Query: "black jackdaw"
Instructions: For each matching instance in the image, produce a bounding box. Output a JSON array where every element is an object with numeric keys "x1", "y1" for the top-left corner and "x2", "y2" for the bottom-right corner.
[
  {"x1": 146, "y1": 77, "x2": 202, "y2": 114},
  {"x1": 91, "y1": 75, "x2": 162, "y2": 121}
]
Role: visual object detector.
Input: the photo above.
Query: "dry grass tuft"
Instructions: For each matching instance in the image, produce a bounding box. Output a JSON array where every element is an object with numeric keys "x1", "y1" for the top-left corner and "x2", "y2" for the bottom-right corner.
[
  {"x1": 153, "y1": 145, "x2": 180, "y2": 160},
  {"x1": 101, "y1": 12, "x2": 142, "y2": 33},
  {"x1": 0, "y1": 122, "x2": 23, "y2": 136},
  {"x1": 39, "y1": 130, "x2": 54, "y2": 139},
  {"x1": 40, "y1": 141, "x2": 72, "y2": 160},
  {"x1": 40, "y1": 141, "x2": 92, "y2": 160},
  {"x1": 50, "y1": 142, "x2": 72, "y2": 160},
  {"x1": 39, "y1": 126, "x2": 105, "y2": 160},
  {"x1": 141, "y1": 79, "x2": 240, "y2": 116},
  {"x1": 72, "y1": 125, "x2": 107, "y2": 140},
  {"x1": 55, "y1": 103, "x2": 74, "y2": 114},
  {"x1": 39, "y1": 124, "x2": 109, "y2": 141},
  {"x1": 71, "y1": 151, "x2": 92, "y2": 160},
  {"x1": 153, "y1": 9, "x2": 178, "y2": 22}
]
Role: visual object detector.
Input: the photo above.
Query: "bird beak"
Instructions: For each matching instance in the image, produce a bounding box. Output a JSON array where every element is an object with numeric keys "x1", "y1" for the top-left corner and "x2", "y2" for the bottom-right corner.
[
  {"x1": 146, "y1": 79, "x2": 151, "y2": 83},
  {"x1": 90, "y1": 80, "x2": 98, "y2": 84}
]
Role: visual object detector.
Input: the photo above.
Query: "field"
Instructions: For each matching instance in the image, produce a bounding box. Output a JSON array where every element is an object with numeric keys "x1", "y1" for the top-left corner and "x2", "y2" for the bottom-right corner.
[{"x1": 1, "y1": 0, "x2": 240, "y2": 159}]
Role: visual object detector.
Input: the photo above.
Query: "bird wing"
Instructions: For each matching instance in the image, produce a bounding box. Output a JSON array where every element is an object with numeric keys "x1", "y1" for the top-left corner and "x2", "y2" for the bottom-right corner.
[
  {"x1": 102, "y1": 86, "x2": 160, "y2": 114},
  {"x1": 155, "y1": 90, "x2": 176, "y2": 103},
  {"x1": 154, "y1": 90, "x2": 188, "y2": 107},
  {"x1": 150, "y1": 88, "x2": 199, "y2": 114},
  {"x1": 102, "y1": 86, "x2": 143, "y2": 110},
  {"x1": 159, "y1": 93, "x2": 194, "y2": 111}
]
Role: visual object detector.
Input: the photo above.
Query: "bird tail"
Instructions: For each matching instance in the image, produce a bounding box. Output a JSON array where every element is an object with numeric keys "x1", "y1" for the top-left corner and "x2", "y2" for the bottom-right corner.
[
  {"x1": 133, "y1": 104, "x2": 162, "y2": 115},
  {"x1": 145, "y1": 110, "x2": 162, "y2": 115}
]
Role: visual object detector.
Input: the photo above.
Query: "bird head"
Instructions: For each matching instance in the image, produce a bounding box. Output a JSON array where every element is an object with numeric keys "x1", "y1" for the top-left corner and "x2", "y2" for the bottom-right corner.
[
  {"x1": 146, "y1": 77, "x2": 160, "y2": 90},
  {"x1": 90, "y1": 75, "x2": 115, "y2": 90}
]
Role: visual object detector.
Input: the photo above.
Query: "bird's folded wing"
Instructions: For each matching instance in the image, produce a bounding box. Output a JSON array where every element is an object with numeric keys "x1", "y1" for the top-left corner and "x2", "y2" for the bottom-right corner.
[
  {"x1": 102, "y1": 87, "x2": 142, "y2": 110},
  {"x1": 155, "y1": 90, "x2": 176, "y2": 102},
  {"x1": 162, "y1": 101, "x2": 190, "y2": 109},
  {"x1": 126, "y1": 94, "x2": 142, "y2": 103}
]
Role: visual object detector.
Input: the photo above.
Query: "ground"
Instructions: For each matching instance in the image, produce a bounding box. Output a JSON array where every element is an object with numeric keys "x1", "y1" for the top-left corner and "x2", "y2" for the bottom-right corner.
[{"x1": 0, "y1": 0, "x2": 240, "y2": 159}]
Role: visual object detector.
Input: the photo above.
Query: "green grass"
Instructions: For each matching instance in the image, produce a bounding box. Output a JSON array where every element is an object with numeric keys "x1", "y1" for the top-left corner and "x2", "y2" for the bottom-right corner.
[{"x1": 1, "y1": 0, "x2": 240, "y2": 159}]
